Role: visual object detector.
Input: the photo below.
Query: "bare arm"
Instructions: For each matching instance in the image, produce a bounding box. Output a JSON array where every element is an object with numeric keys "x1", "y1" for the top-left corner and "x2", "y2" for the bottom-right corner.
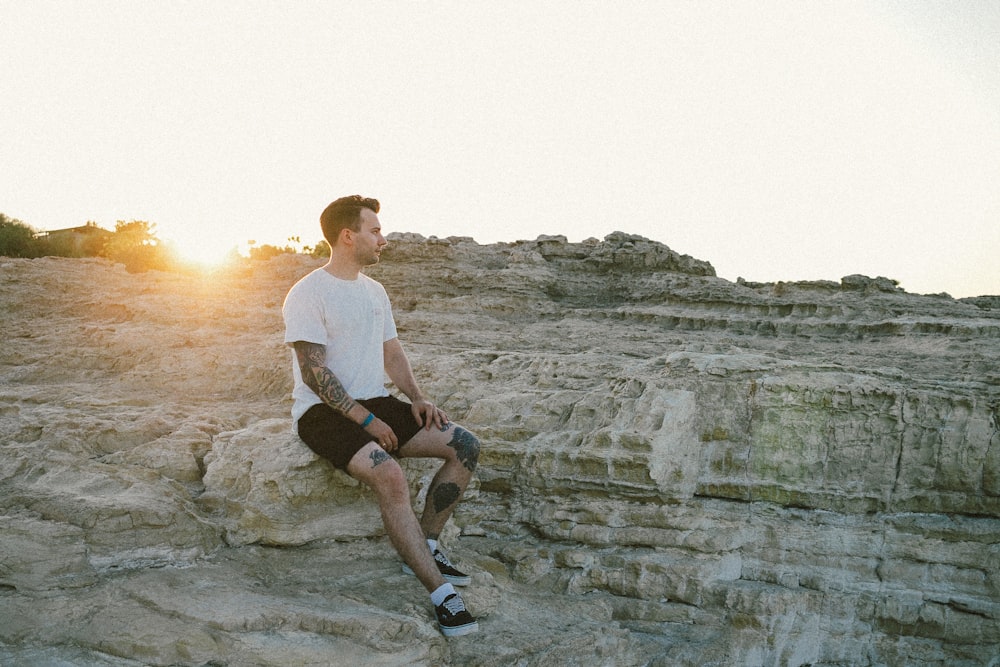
[
  {"x1": 292, "y1": 340, "x2": 399, "y2": 449},
  {"x1": 383, "y1": 337, "x2": 424, "y2": 403},
  {"x1": 383, "y1": 337, "x2": 448, "y2": 430}
]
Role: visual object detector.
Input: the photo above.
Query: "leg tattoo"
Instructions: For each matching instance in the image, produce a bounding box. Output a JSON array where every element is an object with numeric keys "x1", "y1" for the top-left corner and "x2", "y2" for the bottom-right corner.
[
  {"x1": 447, "y1": 426, "x2": 481, "y2": 472},
  {"x1": 432, "y1": 482, "x2": 462, "y2": 513},
  {"x1": 369, "y1": 449, "x2": 391, "y2": 468}
]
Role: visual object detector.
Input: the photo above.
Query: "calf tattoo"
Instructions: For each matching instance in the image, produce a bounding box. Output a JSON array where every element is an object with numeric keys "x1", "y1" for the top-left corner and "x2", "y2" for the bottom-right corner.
[
  {"x1": 446, "y1": 426, "x2": 481, "y2": 472},
  {"x1": 432, "y1": 482, "x2": 462, "y2": 513}
]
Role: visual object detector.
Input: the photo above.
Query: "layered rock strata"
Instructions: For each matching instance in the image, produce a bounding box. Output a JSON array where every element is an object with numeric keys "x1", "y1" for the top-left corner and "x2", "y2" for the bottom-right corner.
[{"x1": 0, "y1": 233, "x2": 997, "y2": 666}]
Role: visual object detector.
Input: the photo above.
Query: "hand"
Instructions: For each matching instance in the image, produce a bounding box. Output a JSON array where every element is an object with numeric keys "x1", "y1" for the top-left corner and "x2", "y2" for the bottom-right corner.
[
  {"x1": 411, "y1": 399, "x2": 449, "y2": 431},
  {"x1": 363, "y1": 416, "x2": 399, "y2": 452}
]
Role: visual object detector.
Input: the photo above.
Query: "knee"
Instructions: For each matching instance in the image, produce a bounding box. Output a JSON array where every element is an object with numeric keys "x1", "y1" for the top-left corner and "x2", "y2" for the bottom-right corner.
[
  {"x1": 376, "y1": 467, "x2": 411, "y2": 505},
  {"x1": 448, "y1": 426, "x2": 481, "y2": 472},
  {"x1": 354, "y1": 456, "x2": 410, "y2": 502}
]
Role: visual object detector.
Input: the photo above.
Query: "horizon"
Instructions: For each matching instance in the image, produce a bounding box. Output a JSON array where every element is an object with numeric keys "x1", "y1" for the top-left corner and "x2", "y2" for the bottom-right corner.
[{"x1": 16, "y1": 222, "x2": 1000, "y2": 299}]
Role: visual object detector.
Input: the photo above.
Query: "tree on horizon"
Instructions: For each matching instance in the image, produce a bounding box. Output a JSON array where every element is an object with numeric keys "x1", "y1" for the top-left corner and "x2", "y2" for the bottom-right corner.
[{"x1": 102, "y1": 220, "x2": 170, "y2": 272}]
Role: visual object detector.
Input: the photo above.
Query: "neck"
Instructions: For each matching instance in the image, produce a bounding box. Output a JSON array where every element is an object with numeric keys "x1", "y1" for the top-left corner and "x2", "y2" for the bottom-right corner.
[{"x1": 323, "y1": 254, "x2": 362, "y2": 280}]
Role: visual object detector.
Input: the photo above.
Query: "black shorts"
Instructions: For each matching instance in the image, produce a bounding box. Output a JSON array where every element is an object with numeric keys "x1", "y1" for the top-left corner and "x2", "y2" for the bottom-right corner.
[{"x1": 297, "y1": 395, "x2": 423, "y2": 470}]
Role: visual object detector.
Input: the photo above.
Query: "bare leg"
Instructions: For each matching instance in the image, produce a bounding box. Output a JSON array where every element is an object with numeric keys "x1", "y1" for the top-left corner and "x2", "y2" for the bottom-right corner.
[
  {"x1": 398, "y1": 423, "x2": 481, "y2": 540},
  {"x1": 346, "y1": 442, "x2": 445, "y2": 593}
]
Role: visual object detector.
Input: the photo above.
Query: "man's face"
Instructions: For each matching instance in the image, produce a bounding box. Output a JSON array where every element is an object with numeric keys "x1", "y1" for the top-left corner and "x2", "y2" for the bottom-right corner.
[{"x1": 351, "y1": 208, "x2": 387, "y2": 266}]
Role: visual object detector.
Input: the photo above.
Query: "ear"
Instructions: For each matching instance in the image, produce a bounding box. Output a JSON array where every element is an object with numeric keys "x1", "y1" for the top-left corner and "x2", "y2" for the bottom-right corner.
[{"x1": 338, "y1": 227, "x2": 354, "y2": 247}]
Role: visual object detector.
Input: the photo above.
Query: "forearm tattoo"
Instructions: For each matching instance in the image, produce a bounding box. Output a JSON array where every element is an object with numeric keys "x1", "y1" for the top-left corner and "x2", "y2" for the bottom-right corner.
[
  {"x1": 446, "y1": 426, "x2": 481, "y2": 472},
  {"x1": 293, "y1": 341, "x2": 356, "y2": 415}
]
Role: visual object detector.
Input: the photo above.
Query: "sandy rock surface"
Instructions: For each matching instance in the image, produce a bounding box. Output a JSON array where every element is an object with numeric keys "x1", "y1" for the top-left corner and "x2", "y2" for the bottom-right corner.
[{"x1": 1, "y1": 233, "x2": 998, "y2": 666}]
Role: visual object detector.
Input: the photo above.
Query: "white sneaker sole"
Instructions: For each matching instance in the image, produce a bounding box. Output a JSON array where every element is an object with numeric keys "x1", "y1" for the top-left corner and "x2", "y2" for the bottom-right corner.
[{"x1": 439, "y1": 620, "x2": 479, "y2": 637}]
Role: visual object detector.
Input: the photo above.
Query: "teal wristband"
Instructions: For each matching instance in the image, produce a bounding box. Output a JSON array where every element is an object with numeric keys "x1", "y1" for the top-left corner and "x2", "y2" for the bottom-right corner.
[{"x1": 361, "y1": 412, "x2": 375, "y2": 428}]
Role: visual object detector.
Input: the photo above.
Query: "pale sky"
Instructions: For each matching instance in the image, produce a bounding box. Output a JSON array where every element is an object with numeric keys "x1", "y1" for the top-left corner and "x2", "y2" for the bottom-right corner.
[{"x1": 3, "y1": 1, "x2": 999, "y2": 297}]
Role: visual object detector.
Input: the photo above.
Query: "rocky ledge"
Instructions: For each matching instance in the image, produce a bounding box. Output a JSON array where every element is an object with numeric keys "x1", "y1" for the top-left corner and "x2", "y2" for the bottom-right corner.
[{"x1": 1, "y1": 233, "x2": 997, "y2": 666}]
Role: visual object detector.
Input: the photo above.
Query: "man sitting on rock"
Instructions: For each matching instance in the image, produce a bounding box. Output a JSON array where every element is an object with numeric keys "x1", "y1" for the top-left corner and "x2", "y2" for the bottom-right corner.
[{"x1": 282, "y1": 195, "x2": 481, "y2": 637}]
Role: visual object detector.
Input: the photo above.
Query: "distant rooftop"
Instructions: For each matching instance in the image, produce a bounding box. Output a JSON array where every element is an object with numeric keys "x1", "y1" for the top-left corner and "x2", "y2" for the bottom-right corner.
[{"x1": 36, "y1": 223, "x2": 112, "y2": 237}]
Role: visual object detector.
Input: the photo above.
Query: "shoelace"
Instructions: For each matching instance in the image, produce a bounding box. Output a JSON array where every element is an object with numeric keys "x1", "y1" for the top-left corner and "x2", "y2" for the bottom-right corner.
[
  {"x1": 441, "y1": 595, "x2": 467, "y2": 615},
  {"x1": 434, "y1": 551, "x2": 454, "y2": 567}
]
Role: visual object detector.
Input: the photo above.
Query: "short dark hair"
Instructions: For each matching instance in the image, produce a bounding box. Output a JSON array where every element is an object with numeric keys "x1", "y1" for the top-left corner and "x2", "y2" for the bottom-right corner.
[{"x1": 319, "y1": 195, "x2": 380, "y2": 246}]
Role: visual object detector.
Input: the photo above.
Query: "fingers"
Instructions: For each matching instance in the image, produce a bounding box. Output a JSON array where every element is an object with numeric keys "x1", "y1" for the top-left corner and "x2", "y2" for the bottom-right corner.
[
  {"x1": 412, "y1": 401, "x2": 430, "y2": 430},
  {"x1": 420, "y1": 404, "x2": 449, "y2": 430},
  {"x1": 421, "y1": 405, "x2": 434, "y2": 430},
  {"x1": 431, "y1": 407, "x2": 450, "y2": 430},
  {"x1": 363, "y1": 416, "x2": 398, "y2": 451},
  {"x1": 382, "y1": 424, "x2": 398, "y2": 450},
  {"x1": 381, "y1": 432, "x2": 399, "y2": 451}
]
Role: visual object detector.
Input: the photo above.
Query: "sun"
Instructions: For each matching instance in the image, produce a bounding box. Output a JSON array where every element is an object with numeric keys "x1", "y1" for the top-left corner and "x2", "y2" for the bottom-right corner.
[{"x1": 165, "y1": 232, "x2": 242, "y2": 269}]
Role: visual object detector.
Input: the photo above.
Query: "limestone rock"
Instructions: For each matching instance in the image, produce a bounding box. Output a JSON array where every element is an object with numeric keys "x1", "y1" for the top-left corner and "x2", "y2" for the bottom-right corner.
[
  {"x1": 0, "y1": 512, "x2": 96, "y2": 591},
  {"x1": 1, "y1": 235, "x2": 998, "y2": 666},
  {"x1": 200, "y1": 418, "x2": 380, "y2": 546}
]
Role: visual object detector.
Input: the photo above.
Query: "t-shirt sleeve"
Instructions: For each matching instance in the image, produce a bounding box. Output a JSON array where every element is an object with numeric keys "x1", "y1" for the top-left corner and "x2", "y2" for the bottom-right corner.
[{"x1": 283, "y1": 280, "x2": 327, "y2": 346}]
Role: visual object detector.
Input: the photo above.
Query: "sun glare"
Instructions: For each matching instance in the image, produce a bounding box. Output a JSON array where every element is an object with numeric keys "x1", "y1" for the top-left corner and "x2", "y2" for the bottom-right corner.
[{"x1": 167, "y1": 234, "x2": 241, "y2": 269}]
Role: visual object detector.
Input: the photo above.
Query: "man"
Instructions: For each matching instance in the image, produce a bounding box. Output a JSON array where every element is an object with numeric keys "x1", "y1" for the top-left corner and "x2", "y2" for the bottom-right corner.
[{"x1": 282, "y1": 195, "x2": 481, "y2": 637}]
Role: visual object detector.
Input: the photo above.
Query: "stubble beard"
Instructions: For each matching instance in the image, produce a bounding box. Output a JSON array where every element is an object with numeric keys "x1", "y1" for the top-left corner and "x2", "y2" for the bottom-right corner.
[{"x1": 356, "y1": 246, "x2": 381, "y2": 267}]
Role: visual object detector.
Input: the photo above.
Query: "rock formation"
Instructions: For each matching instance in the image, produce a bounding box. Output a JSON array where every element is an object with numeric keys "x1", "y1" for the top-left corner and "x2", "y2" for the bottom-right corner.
[{"x1": 1, "y1": 232, "x2": 997, "y2": 666}]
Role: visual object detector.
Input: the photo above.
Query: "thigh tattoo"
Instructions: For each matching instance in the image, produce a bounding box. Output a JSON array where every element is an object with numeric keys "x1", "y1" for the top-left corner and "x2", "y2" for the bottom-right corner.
[
  {"x1": 447, "y1": 426, "x2": 481, "y2": 472},
  {"x1": 369, "y1": 449, "x2": 391, "y2": 468}
]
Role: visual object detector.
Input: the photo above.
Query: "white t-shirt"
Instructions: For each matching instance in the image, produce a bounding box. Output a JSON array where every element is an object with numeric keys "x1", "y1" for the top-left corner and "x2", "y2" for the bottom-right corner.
[{"x1": 282, "y1": 268, "x2": 398, "y2": 423}]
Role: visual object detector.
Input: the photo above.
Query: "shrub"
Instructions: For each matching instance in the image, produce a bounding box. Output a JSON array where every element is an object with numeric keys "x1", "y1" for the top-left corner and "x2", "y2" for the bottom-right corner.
[
  {"x1": 0, "y1": 214, "x2": 41, "y2": 257},
  {"x1": 102, "y1": 220, "x2": 171, "y2": 272}
]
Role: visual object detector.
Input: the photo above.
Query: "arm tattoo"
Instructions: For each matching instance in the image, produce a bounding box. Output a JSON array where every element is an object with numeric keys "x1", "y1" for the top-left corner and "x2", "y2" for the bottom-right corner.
[{"x1": 293, "y1": 341, "x2": 357, "y2": 415}]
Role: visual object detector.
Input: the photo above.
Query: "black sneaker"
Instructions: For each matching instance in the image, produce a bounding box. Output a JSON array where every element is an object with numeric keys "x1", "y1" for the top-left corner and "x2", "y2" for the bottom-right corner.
[
  {"x1": 435, "y1": 593, "x2": 479, "y2": 637},
  {"x1": 403, "y1": 548, "x2": 472, "y2": 586}
]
